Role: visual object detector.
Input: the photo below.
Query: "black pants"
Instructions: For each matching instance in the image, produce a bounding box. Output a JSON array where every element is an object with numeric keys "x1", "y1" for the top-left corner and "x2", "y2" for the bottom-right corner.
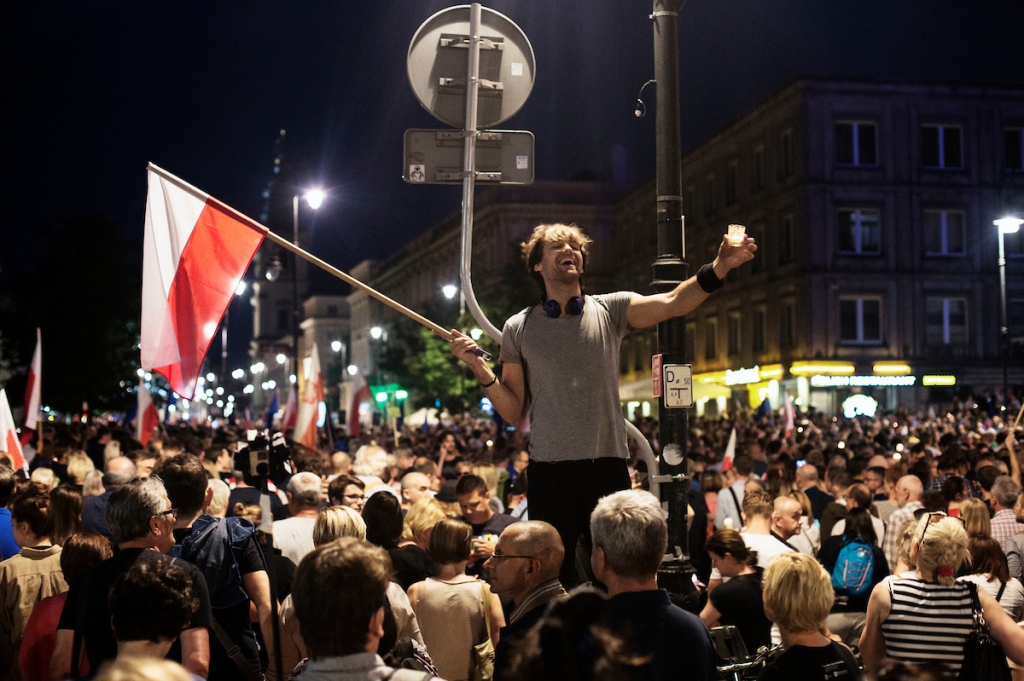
[{"x1": 528, "y1": 457, "x2": 631, "y2": 587}]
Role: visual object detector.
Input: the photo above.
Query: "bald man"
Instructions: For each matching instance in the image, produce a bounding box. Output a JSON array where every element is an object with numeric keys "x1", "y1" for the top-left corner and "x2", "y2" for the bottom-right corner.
[
  {"x1": 797, "y1": 463, "x2": 833, "y2": 522},
  {"x1": 399, "y1": 472, "x2": 432, "y2": 511},
  {"x1": 882, "y1": 475, "x2": 924, "y2": 570},
  {"x1": 82, "y1": 456, "x2": 137, "y2": 544},
  {"x1": 770, "y1": 496, "x2": 813, "y2": 556},
  {"x1": 484, "y1": 521, "x2": 565, "y2": 679}
]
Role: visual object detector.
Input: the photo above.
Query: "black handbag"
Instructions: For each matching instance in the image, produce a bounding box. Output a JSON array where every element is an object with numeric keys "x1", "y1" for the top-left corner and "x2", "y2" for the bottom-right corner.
[{"x1": 960, "y1": 582, "x2": 1012, "y2": 681}]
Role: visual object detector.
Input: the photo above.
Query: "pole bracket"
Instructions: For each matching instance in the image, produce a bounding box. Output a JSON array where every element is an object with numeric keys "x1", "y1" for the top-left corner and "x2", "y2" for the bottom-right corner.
[{"x1": 649, "y1": 10, "x2": 678, "y2": 18}]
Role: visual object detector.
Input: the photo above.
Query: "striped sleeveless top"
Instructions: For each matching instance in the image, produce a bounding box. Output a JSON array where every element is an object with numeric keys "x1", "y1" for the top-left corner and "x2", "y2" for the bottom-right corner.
[{"x1": 881, "y1": 578, "x2": 974, "y2": 671}]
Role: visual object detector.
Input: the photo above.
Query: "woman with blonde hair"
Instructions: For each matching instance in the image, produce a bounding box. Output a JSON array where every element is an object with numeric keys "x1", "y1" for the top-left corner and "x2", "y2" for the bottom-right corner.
[
  {"x1": 82, "y1": 470, "x2": 105, "y2": 498},
  {"x1": 958, "y1": 497, "x2": 991, "y2": 538},
  {"x1": 65, "y1": 451, "x2": 95, "y2": 490},
  {"x1": 93, "y1": 657, "x2": 195, "y2": 681},
  {"x1": 758, "y1": 553, "x2": 860, "y2": 680},
  {"x1": 400, "y1": 497, "x2": 449, "y2": 550},
  {"x1": 860, "y1": 513, "x2": 1024, "y2": 675}
]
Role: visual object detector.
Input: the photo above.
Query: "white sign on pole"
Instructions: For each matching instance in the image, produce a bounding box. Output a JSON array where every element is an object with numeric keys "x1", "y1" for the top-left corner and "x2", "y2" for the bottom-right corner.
[{"x1": 662, "y1": 364, "x2": 693, "y2": 408}]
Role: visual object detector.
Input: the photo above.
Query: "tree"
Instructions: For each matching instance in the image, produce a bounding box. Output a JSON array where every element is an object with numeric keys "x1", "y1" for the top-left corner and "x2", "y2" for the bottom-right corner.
[{"x1": 0, "y1": 214, "x2": 141, "y2": 413}]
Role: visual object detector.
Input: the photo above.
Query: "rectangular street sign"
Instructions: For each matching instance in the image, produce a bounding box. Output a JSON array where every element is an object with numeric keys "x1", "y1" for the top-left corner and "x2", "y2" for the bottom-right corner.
[
  {"x1": 662, "y1": 363, "x2": 693, "y2": 408},
  {"x1": 403, "y1": 129, "x2": 534, "y2": 185}
]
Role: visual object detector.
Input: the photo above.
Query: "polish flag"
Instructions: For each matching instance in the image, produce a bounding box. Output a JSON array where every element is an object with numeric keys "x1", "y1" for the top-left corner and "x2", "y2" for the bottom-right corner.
[
  {"x1": 20, "y1": 328, "x2": 41, "y2": 445},
  {"x1": 141, "y1": 164, "x2": 266, "y2": 399},
  {"x1": 349, "y1": 371, "x2": 369, "y2": 438},
  {"x1": 136, "y1": 380, "x2": 160, "y2": 447},
  {"x1": 783, "y1": 392, "x2": 796, "y2": 438},
  {"x1": 282, "y1": 384, "x2": 298, "y2": 431},
  {"x1": 721, "y1": 428, "x2": 737, "y2": 472},
  {"x1": 293, "y1": 344, "x2": 324, "y2": 450},
  {"x1": 0, "y1": 390, "x2": 26, "y2": 471}
]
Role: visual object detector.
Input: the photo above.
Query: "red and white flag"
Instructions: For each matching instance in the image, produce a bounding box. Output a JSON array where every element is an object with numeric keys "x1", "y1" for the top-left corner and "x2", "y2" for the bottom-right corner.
[
  {"x1": 20, "y1": 328, "x2": 41, "y2": 445},
  {"x1": 293, "y1": 344, "x2": 324, "y2": 450},
  {"x1": 349, "y1": 370, "x2": 369, "y2": 438},
  {"x1": 721, "y1": 428, "x2": 737, "y2": 472},
  {"x1": 282, "y1": 384, "x2": 298, "y2": 431},
  {"x1": 783, "y1": 392, "x2": 796, "y2": 438},
  {"x1": 0, "y1": 390, "x2": 26, "y2": 471},
  {"x1": 136, "y1": 380, "x2": 160, "y2": 447},
  {"x1": 140, "y1": 164, "x2": 266, "y2": 399}
]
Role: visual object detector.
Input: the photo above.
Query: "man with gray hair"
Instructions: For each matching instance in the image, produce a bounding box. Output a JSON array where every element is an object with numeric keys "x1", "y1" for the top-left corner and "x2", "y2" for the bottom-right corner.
[
  {"x1": 990, "y1": 475, "x2": 1024, "y2": 549},
  {"x1": 49, "y1": 476, "x2": 214, "y2": 680},
  {"x1": 273, "y1": 471, "x2": 323, "y2": 565},
  {"x1": 591, "y1": 489, "x2": 715, "y2": 681},
  {"x1": 484, "y1": 521, "x2": 565, "y2": 679},
  {"x1": 882, "y1": 475, "x2": 924, "y2": 571},
  {"x1": 81, "y1": 455, "x2": 137, "y2": 544}
]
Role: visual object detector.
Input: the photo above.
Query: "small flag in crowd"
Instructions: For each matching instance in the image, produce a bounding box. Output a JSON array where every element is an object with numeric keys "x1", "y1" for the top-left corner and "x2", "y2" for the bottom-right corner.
[
  {"x1": 293, "y1": 344, "x2": 324, "y2": 450},
  {"x1": 136, "y1": 380, "x2": 160, "y2": 447},
  {"x1": 264, "y1": 391, "x2": 279, "y2": 430},
  {"x1": 783, "y1": 392, "x2": 796, "y2": 438},
  {"x1": 0, "y1": 390, "x2": 26, "y2": 471},
  {"x1": 754, "y1": 396, "x2": 771, "y2": 420},
  {"x1": 721, "y1": 428, "x2": 737, "y2": 471},
  {"x1": 349, "y1": 370, "x2": 369, "y2": 438},
  {"x1": 140, "y1": 164, "x2": 266, "y2": 399},
  {"x1": 282, "y1": 384, "x2": 298, "y2": 431},
  {"x1": 20, "y1": 328, "x2": 41, "y2": 445}
]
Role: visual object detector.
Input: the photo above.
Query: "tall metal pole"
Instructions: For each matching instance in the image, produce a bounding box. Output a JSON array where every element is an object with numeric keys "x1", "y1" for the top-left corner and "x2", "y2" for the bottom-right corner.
[
  {"x1": 999, "y1": 227, "x2": 1009, "y2": 406},
  {"x1": 651, "y1": 0, "x2": 695, "y2": 607},
  {"x1": 292, "y1": 195, "x2": 300, "y2": 391}
]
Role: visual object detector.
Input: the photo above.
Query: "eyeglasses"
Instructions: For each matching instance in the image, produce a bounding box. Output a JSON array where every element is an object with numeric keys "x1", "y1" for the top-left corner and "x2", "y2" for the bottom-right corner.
[
  {"x1": 489, "y1": 551, "x2": 534, "y2": 562},
  {"x1": 918, "y1": 511, "x2": 966, "y2": 547},
  {"x1": 155, "y1": 508, "x2": 178, "y2": 519}
]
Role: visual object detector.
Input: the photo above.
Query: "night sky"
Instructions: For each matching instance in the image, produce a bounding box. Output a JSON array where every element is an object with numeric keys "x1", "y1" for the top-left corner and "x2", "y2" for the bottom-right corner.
[{"x1": 3, "y1": 1, "x2": 1023, "y2": 366}]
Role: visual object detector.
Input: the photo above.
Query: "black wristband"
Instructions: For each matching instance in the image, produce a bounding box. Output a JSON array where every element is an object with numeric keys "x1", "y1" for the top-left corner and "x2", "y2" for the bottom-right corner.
[
  {"x1": 696, "y1": 263, "x2": 724, "y2": 293},
  {"x1": 480, "y1": 376, "x2": 498, "y2": 389}
]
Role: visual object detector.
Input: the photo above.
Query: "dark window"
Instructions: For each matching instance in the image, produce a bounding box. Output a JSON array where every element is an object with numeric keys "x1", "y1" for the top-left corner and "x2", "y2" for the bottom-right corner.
[
  {"x1": 276, "y1": 308, "x2": 289, "y2": 332},
  {"x1": 839, "y1": 298, "x2": 882, "y2": 344},
  {"x1": 779, "y1": 215, "x2": 795, "y2": 263},
  {"x1": 780, "y1": 301, "x2": 796, "y2": 350},
  {"x1": 705, "y1": 319, "x2": 718, "y2": 360},
  {"x1": 923, "y1": 210, "x2": 966, "y2": 256},
  {"x1": 752, "y1": 147, "x2": 765, "y2": 192},
  {"x1": 685, "y1": 187, "x2": 696, "y2": 220},
  {"x1": 704, "y1": 175, "x2": 716, "y2": 216},
  {"x1": 753, "y1": 308, "x2": 766, "y2": 354},
  {"x1": 922, "y1": 124, "x2": 962, "y2": 169},
  {"x1": 751, "y1": 225, "x2": 766, "y2": 273},
  {"x1": 926, "y1": 298, "x2": 968, "y2": 346},
  {"x1": 838, "y1": 209, "x2": 881, "y2": 254},
  {"x1": 780, "y1": 131, "x2": 794, "y2": 178},
  {"x1": 327, "y1": 305, "x2": 339, "y2": 316},
  {"x1": 835, "y1": 122, "x2": 878, "y2": 166},
  {"x1": 728, "y1": 313, "x2": 741, "y2": 356},
  {"x1": 726, "y1": 162, "x2": 738, "y2": 206},
  {"x1": 1006, "y1": 129, "x2": 1024, "y2": 171}
]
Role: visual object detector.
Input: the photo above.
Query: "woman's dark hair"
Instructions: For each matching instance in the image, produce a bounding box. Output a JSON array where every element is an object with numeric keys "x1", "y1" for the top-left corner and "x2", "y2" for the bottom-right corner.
[
  {"x1": 968, "y1": 534, "x2": 1011, "y2": 583},
  {"x1": 843, "y1": 507, "x2": 878, "y2": 545},
  {"x1": 362, "y1": 492, "x2": 404, "y2": 549},
  {"x1": 11, "y1": 491, "x2": 54, "y2": 539},
  {"x1": 940, "y1": 476, "x2": 966, "y2": 504},
  {"x1": 60, "y1": 533, "x2": 114, "y2": 587},
  {"x1": 50, "y1": 484, "x2": 83, "y2": 546},
  {"x1": 705, "y1": 529, "x2": 757, "y2": 566},
  {"x1": 109, "y1": 553, "x2": 198, "y2": 643},
  {"x1": 428, "y1": 517, "x2": 472, "y2": 565}
]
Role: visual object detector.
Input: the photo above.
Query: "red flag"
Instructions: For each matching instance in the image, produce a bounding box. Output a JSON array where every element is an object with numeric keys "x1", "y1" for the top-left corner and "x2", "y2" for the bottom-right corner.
[
  {"x1": 140, "y1": 164, "x2": 266, "y2": 399},
  {"x1": 293, "y1": 344, "x2": 323, "y2": 450},
  {"x1": 783, "y1": 392, "x2": 796, "y2": 438},
  {"x1": 20, "y1": 328, "x2": 41, "y2": 445},
  {"x1": 0, "y1": 390, "x2": 26, "y2": 471},
  {"x1": 136, "y1": 380, "x2": 160, "y2": 447},
  {"x1": 721, "y1": 428, "x2": 737, "y2": 472},
  {"x1": 282, "y1": 384, "x2": 298, "y2": 431},
  {"x1": 349, "y1": 371, "x2": 369, "y2": 438}
]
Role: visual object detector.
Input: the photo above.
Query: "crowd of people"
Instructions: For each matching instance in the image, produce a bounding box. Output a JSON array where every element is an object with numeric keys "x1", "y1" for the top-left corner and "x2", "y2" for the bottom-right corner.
[{"x1": 0, "y1": 400, "x2": 1017, "y2": 680}]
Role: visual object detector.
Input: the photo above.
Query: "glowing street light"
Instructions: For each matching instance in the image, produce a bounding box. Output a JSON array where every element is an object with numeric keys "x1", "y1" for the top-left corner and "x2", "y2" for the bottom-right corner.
[
  {"x1": 470, "y1": 328, "x2": 483, "y2": 341},
  {"x1": 996, "y1": 216, "x2": 1023, "y2": 403},
  {"x1": 276, "y1": 354, "x2": 287, "y2": 365},
  {"x1": 235, "y1": 281, "x2": 247, "y2": 296},
  {"x1": 347, "y1": 365, "x2": 358, "y2": 376},
  {"x1": 370, "y1": 326, "x2": 383, "y2": 340},
  {"x1": 206, "y1": 372, "x2": 216, "y2": 382},
  {"x1": 304, "y1": 189, "x2": 325, "y2": 210},
  {"x1": 442, "y1": 284, "x2": 458, "y2": 300},
  {"x1": 231, "y1": 369, "x2": 245, "y2": 380},
  {"x1": 331, "y1": 340, "x2": 343, "y2": 353}
]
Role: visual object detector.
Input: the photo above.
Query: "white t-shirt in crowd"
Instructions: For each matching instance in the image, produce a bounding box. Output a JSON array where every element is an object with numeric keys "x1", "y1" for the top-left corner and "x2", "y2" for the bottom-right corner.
[
  {"x1": 273, "y1": 516, "x2": 316, "y2": 566},
  {"x1": 959, "y1": 574, "x2": 1024, "y2": 622},
  {"x1": 709, "y1": 531, "x2": 794, "y2": 580}
]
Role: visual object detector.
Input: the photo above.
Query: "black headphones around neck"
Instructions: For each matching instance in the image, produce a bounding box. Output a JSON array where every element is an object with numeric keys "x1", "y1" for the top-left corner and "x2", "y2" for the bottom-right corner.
[{"x1": 542, "y1": 295, "x2": 585, "y2": 318}]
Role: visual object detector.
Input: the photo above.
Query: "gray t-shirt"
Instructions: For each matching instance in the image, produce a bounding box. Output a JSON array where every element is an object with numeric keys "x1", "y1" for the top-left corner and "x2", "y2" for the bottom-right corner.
[{"x1": 500, "y1": 292, "x2": 636, "y2": 463}]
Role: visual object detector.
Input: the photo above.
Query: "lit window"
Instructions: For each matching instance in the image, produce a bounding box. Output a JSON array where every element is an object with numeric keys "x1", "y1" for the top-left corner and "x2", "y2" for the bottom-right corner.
[
  {"x1": 926, "y1": 298, "x2": 968, "y2": 346},
  {"x1": 838, "y1": 209, "x2": 881, "y2": 255}
]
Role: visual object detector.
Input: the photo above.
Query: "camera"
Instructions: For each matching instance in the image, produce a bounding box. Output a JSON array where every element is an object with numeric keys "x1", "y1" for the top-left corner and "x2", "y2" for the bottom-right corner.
[{"x1": 234, "y1": 429, "x2": 291, "y2": 486}]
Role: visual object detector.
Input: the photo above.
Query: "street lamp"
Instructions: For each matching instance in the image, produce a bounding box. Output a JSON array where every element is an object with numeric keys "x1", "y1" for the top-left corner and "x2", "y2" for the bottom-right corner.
[
  {"x1": 292, "y1": 189, "x2": 325, "y2": 386},
  {"x1": 996, "y1": 216, "x2": 1023, "y2": 407},
  {"x1": 370, "y1": 326, "x2": 383, "y2": 340},
  {"x1": 442, "y1": 284, "x2": 458, "y2": 300}
]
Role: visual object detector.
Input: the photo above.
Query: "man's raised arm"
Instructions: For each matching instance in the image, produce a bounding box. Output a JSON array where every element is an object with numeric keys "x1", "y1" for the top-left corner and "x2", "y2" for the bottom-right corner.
[
  {"x1": 626, "y1": 235, "x2": 756, "y2": 330},
  {"x1": 449, "y1": 330, "x2": 526, "y2": 424}
]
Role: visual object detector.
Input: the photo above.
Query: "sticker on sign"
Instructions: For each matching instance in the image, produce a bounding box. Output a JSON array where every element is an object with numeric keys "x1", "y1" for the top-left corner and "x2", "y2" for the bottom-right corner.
[{"x1": 662, "y1": 364, "x2": 693, "y2": 408}]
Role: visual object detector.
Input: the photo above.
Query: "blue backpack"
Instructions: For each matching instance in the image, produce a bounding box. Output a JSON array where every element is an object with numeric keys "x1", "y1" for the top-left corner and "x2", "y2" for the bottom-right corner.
[
  {"x1": 831, "y1": 538, "x2": 875, "y2": 597},
  {"x1": 171, "y1": 514, "x2": 261, "y2": 609}
]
